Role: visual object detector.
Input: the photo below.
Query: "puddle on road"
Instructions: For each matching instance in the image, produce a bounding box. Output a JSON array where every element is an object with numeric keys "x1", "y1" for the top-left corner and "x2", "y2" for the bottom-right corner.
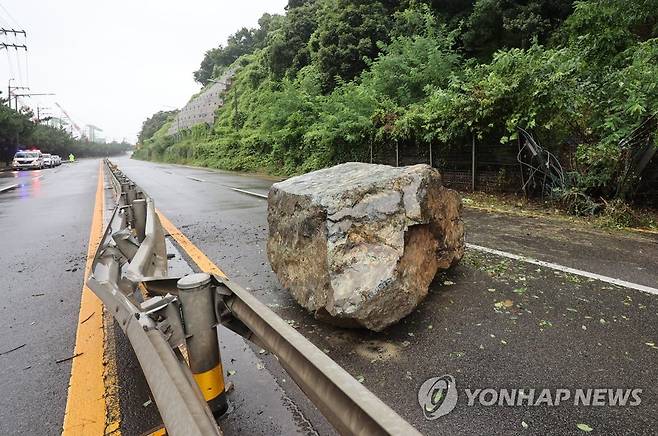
[{"x1": 355, "y1": 339, "x2": 401, "y2": 362}]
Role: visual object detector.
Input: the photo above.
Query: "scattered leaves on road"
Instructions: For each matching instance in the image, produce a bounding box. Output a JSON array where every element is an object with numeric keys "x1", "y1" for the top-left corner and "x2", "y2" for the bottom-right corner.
[
  {"x1": 576, "y1": 423, "x2": 593, "y2": 432},
  {"x1": 494, "y1": 299, "x2": 514, "y2": 310}
]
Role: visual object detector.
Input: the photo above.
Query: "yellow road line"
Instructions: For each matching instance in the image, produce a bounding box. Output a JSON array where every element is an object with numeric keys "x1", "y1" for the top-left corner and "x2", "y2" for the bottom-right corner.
[
  {"x1": 103, "y1": 310, "x2": 121, "y2": 436},
  {"x1": 156, "y1": 210, "x2": 227, "y2": 278},
  {"x1": 153, "y1": 210, "x2": 228, "y2": 436},
  {"x1": 62, "y1": 162, "x2": 118, "y2": 435}
]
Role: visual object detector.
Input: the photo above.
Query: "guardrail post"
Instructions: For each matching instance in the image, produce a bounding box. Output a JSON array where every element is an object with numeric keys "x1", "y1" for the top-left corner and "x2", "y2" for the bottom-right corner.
[
  {"x1": 132, "y1": 199, "x2": 147, "y2": 242},
  {"x1": 177, "y1": 273, "x2": 228, "y2": 417},
  {"x1": 126, "y1": 183, "x2": 137, "y2": 206}
]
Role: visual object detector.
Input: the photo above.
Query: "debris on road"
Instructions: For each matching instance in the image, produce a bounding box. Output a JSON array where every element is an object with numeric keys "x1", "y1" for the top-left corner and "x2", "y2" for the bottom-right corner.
[
  {"x1": 80, "y1": 312, "x2": 95, "y2": 324},
  {"x1": 267, "y1": 162, "x2": 464, "y2": 331},
  {"x1": 55, "y1": 352, "x2": 83, "y2": 364},
  {"x1": 577, "y1": 423, "x2": 594, "y2": 432},
  {"x1": 0, "y1": 343, "x2": 26, "y2": 356}
]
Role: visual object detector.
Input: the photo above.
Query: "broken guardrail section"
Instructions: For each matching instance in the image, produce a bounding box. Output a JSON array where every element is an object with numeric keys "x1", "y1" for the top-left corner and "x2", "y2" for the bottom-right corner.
[{"x1": 88, "y1": 159, "x2": 422, "y2": 436}]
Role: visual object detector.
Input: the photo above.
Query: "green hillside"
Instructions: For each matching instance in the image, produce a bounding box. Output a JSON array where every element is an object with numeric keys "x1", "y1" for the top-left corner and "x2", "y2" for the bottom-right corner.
[{"x1": 135, "y1": 0, "x2": 658, "y2": 207}]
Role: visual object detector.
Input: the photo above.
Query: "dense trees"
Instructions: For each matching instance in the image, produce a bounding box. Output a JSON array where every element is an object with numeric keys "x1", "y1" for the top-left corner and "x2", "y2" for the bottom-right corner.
[
  {"x1": 462, "y1": 0, "x2": 574, "y2": 57},
  {"x1": 193, "y1": 14, "x2": 281, "y2": 85},
  {"x1": 138, "y1": 110, "x2": 177, "y2": 144},
  {"x1": 0, "y1": 99, "x2": 130, "y2": 164},
  {"x1": 138, "y1": 0, "x2": 657, "y2": 207}
]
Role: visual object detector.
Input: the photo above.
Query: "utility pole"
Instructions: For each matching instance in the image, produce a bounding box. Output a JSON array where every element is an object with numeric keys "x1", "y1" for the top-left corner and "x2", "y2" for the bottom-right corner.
[
  {"x1": 2, "y1": 24, "x2": 28, "y2": 109},
  {"x1": 36, "y1": 106, "x2": 52, "y2": 122},
  {"x1": 12, "y1": 92, "x2": 55, "y2": 111},
  {"x1": 7, "y1": 78, "x2": 12, "y2": 107},
  {"x1": 6, "y1": 79, "x2": 29, "y2": 110}
]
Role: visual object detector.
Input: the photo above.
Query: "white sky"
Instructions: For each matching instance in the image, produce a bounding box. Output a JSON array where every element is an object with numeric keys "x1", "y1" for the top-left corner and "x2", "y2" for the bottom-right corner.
[{"x1": 0, "y1": 0, "x2": 287, "y2": 142}]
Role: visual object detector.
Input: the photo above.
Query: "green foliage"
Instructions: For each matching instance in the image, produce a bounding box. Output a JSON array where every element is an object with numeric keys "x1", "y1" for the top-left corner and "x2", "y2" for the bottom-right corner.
[
  {"x1": 309, "y1": 0, "x2": 392, "y2": 91},
  {"x1": 193, "y1": 14, "x2": 283, "y2": 85},
  {"x1": 267, "y1": 1, "x2": 319, "y2": 78},
  {"x1": 0, "y1": 101, "x2": 130, "y2": 164},
  {"x1": 462, "y1": 0, "x2": 574, "y2": 58},
  {"x1": 138, "y1": 0, "x2": 658, "y2": 208},
  {"x1": 363, "y1": 31, "x2": 460, "y2": 106},
  {"x1": 0, "y1": 101, "x2": 34, "y2": 146},
  {"x1": 561, "y1": 0, "x2": 658, "y2": 67},
  {"x1": 138, "y1": 110, "x2": 177, "y2": 144}
]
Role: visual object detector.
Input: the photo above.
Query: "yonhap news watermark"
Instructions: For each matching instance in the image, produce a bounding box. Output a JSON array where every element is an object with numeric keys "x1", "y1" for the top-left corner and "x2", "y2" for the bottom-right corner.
[{"x1": 418, "y1": 374, "x2": 643, "y2": 420}]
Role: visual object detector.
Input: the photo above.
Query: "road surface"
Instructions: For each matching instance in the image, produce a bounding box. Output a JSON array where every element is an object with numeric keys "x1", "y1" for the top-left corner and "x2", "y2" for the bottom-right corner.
[{"x1": 0, "y1": 155, "x2": 656, "y2": 435}]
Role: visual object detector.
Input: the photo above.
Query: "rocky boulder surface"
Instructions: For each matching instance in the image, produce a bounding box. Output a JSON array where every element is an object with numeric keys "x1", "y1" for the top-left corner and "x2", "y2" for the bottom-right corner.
[{"x1": 267, "y1": 162, "x2": 464, "y2": 331}]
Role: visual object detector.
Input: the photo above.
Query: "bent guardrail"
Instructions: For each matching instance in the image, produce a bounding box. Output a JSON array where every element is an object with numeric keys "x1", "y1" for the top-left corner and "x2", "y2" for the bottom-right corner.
[{"x1": 88, "y1": 159, "x2": 422, "y2": 436}]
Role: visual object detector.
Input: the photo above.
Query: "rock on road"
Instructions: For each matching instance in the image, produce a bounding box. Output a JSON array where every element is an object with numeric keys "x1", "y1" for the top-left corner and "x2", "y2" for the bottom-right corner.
[{"x1": 0, "y1": 154, "x2": 656, "y2": 435}]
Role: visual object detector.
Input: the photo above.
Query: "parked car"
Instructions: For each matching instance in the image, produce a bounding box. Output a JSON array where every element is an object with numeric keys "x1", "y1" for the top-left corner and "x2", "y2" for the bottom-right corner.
[
  {"x1": 42, "y1": 153, "x2": 53, "y2": 168},
  {"x1": 12, "y1": 150, "x2": 44, "y2": 170},
  {"x1": 52, "y1": 155, "x2": 61, "y2": 166}
]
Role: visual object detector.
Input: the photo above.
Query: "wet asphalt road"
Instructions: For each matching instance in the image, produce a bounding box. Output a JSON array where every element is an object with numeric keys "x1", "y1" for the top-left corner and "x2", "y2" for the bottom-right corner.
[
  {"x1": 0, "y1": 161, "x2": 97, "y2": 435},
  {"x1": 0, "y1": 155, "x2": 656, "y2": 435},
  {"x1": 112, "y1": 156, "x2": 657, "y2": 436}
]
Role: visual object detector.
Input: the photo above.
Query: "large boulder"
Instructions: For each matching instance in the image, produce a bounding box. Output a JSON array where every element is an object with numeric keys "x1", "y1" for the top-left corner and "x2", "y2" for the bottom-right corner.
[{"x1": 267, "y1": 162, "x2": 464, "y2": 331}]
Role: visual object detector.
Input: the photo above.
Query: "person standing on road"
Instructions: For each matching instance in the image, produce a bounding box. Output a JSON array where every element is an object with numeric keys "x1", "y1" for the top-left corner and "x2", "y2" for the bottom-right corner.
[{"x1": 69, "y1": 153, "x2": 75, "y2": 162}]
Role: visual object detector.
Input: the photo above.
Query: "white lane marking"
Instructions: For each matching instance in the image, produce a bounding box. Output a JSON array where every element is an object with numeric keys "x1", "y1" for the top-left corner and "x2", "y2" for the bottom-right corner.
[
  {"x1": 0, "y1": 183, "x2": 18, "y2": 193},
  {"x1": 186, "y1": 176, "x2": 206, "y2": 182},
  {"x1": 213, "y1": 183, "x2": 657, "y2": 295},
  {"x1": 467, "y1": 243, "x2": 658, "y2": 296},
  {"x1": 228, "y1": 187, "x2": 268, "y2": 199},
  {"x1": 0, "y1": 173, "x2": 44, "y2": 193}
]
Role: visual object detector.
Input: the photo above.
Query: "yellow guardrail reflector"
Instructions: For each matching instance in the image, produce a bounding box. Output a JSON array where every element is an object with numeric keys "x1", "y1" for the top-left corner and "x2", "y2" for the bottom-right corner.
[{"x1": 193, "y1": 364, "x2": 225, "y2": 401}]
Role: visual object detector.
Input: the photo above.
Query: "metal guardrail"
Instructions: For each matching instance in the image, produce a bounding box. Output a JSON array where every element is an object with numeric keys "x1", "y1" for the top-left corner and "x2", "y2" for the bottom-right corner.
[{"x1": 88, "y1": 159, "x2": 422, "y2": 436}]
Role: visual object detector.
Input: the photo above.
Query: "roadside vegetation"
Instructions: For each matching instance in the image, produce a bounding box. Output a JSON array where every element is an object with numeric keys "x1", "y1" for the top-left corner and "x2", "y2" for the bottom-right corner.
[
  {"x1": 0, "y1": 100, "x2": 131, "y2": 165},
  {"x1": 463, "y1": 192, "x2": 658, "y2": 231},
  {"x1": 135, "y1": 0, "x2": 658, "y2": 222}
]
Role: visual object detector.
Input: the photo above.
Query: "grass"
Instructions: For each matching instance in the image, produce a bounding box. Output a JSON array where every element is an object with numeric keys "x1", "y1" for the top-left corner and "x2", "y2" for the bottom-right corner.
[{"x1": 461, "y1": 191, "x2": 658, "y2": 234}]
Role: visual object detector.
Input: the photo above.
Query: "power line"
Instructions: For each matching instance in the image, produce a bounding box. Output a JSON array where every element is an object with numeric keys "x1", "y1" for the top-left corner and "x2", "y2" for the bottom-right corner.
[
  {"x1": 0, "y1": 27, "x2": 25, "y2": 36},
  {"x1": 0, "y1": 3, "x2": 28, "y2": 89},
  {"x1": 0, "y1": 3, "x2": 23, "y2": 29},
  {"x1": 0, "y1": 42, "x2": 26, "y2": 50}
]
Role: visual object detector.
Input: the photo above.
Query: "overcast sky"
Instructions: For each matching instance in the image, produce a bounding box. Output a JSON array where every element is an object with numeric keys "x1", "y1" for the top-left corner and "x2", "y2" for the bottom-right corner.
[{"x1": 0, "y1": 0, "x2": 287, "y2": 142}]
